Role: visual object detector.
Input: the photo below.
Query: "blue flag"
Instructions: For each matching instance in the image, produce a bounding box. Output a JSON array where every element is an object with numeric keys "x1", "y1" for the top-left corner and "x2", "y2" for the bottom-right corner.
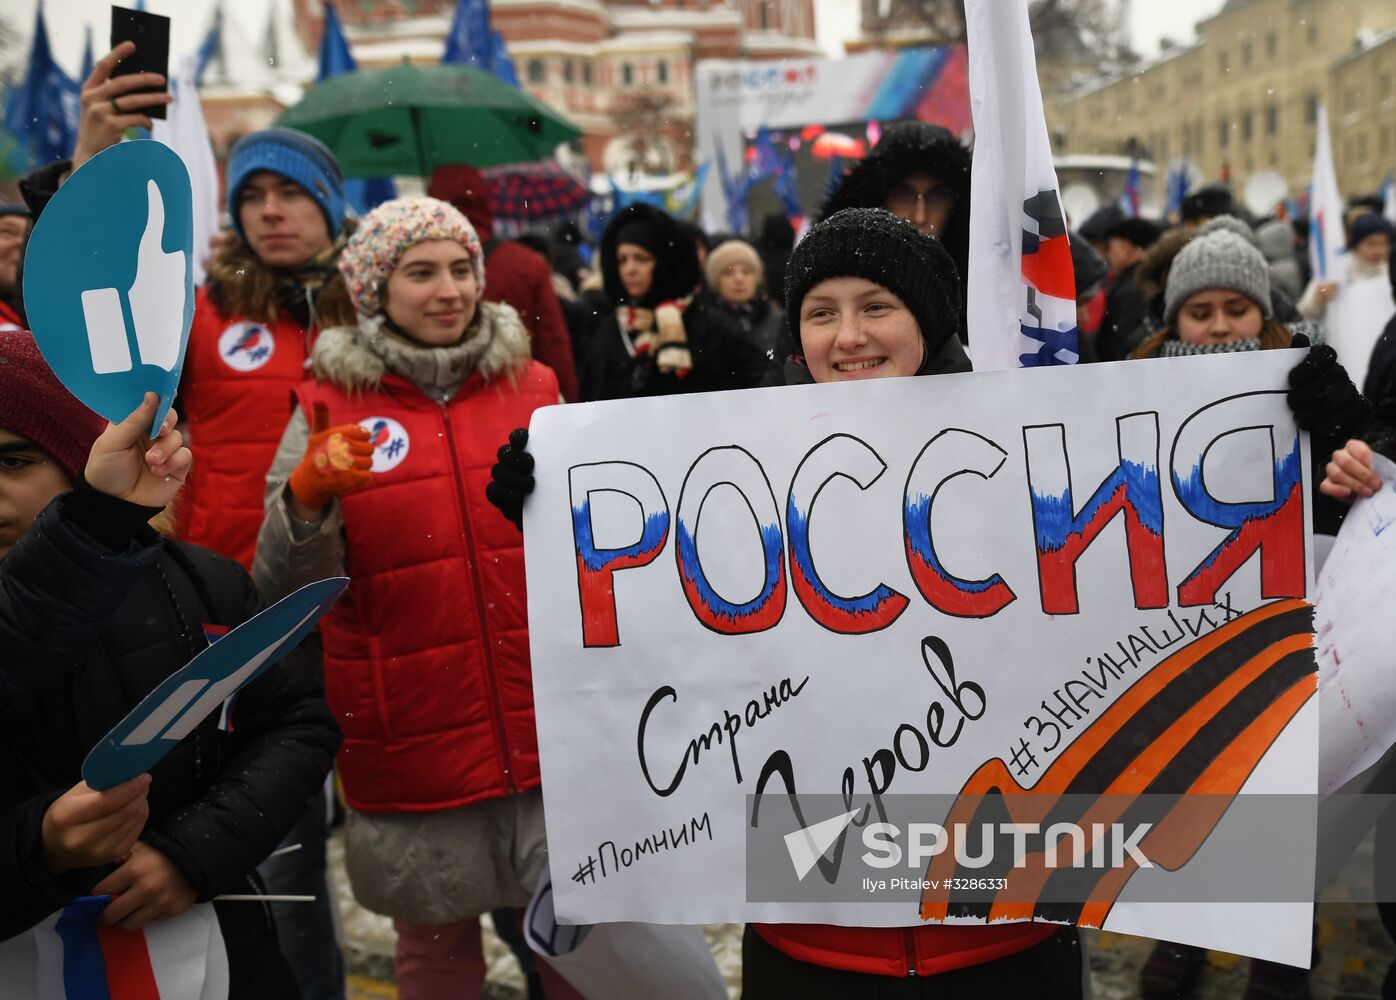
[
  {"x1": 195, "y1": 8, "x2": 223, "y2": 87},
  {"x1": 443, "y1": 0, "x2": 492, "y2": 68},
  {"x1": 316, "y1": 1, "x2": 396, "y2": 213},
  {"x1": 3, "y1": 3, "x2": 81, "y2": 174},
  {"x1": 490, "y1": 31, "x2": 520, "y2": 87},
  {"x1": 1117, "y1": 154, "x2": 1140, "y2": 218},
  {"x1": 317, "y1": 3, "x2": 357, "y2": 81}
]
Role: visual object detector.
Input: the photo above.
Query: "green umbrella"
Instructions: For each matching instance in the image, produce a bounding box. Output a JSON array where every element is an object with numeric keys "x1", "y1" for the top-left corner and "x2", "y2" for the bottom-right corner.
[{"x1": 276, "y1": 63, "x2": 581, "y2": 177}]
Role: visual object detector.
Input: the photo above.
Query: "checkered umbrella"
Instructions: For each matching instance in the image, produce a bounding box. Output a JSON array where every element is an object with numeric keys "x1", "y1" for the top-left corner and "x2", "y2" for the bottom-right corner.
[{"x1": 483, "y1": 161, "x2": 591, "y2": 220}]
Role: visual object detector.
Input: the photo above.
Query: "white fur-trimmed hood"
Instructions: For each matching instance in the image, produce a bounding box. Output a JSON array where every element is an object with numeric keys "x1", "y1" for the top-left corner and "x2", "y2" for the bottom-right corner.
[{"x1": 311, "y1": 300, "x2": 532, "y2": 395}]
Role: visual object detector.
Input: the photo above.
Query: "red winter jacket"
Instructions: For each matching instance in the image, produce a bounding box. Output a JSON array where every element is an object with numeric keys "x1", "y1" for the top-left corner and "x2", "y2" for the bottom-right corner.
[
  {"x1": 294, "y1": 355, "x2": 558, "y2": 814},
  {"x1": 753, "y1": 920, "x2": 1054, "y2": 978},
  {"x1": 486, "y1": 241, "x2": 579, "y2": 402},
  {"x1": 179, "y1": 288, "x2": 313, "y2": 569}
]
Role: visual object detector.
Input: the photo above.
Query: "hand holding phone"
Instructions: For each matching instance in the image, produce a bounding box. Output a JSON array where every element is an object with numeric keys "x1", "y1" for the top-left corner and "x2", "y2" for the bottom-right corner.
[{"x1": 72, "y1": 34, "x2": 173, "y2": 173}]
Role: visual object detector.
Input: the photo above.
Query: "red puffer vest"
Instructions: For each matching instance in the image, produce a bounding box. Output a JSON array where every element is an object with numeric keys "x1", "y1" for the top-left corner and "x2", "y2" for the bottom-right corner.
[
  {"x1": 179, "y1": 290, "x2": 312, "y2": 568},
  {"x1": 753, "y1": 920, "x2": 1055, "y2": 978},
  {"x1": 294, "y1": 360, "x2": 558, "y2": 814}
]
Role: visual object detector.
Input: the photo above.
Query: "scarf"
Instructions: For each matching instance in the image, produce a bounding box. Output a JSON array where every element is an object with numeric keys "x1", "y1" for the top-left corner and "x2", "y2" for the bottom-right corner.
[
  {"x1": 1158, "y1": 337, "x2": 1263, "y2": 358},
  {"x1": 360, "y1": 312, "x2": 491, "y2": 404},
  {"x1": 273, "y1": 236, "x2": 347, "y2": 328},
  {"x1": 616, "y1": 296, "x2": 693, "y2": 377}
]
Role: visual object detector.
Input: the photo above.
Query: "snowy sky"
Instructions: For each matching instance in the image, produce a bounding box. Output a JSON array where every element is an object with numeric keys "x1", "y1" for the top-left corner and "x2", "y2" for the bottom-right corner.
[{"x1": 10, "y1": 0, "x2": 1226, "y2": 79}]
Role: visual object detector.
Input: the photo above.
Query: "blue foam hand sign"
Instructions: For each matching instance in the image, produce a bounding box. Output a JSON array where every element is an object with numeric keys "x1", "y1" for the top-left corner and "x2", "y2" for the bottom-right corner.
[
  {"x1": 81, "y1": 578, "x2": 349, "y2": 791},
  {"x1": 22, "y1": 141, "x2": 194, "y2": 437}
]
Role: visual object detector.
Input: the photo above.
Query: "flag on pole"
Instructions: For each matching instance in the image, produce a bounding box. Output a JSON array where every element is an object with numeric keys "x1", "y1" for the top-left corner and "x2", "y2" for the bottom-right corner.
[
  {"x1": 316, "y1": 2, "x2": 396, "y2": 214},
  {"x1": 443, "y1": 0, "x2": 492, "y2": 68},
  {"x1": 1309, "y1": 106, "x2": 1346, "y2": 283},
  {"x1": 152, "y1": 55, "x2": 220, "y2": 286},
  {"x1": 443, "y1": 1, "x2": 519, "y2": 87},
  {"x1": 1163, "y1": 159, "x2": 1192, "y2": 220},
  {"x1": 964, "y1": 0, "x2": 1079, "y2": 371},
  {"x1": 1117, "y1": 154, "x2": 1140, "y2": 217},
  {"x1": 489, "y1": 31, "x2": 520, "y2": 87},
  {"x1": 194, "y1": 6, "x2": 223, "y2": 87},
  {"x1": 3, "y1": 3, "x2": 81, "y2": 175}
]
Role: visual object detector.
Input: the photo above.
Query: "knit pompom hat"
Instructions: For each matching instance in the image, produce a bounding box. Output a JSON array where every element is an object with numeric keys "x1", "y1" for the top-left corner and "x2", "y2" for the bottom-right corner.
[
  {"x1": 338, "y1": 197, "x2": 485, "y2": 318},
  {"x1": 785, "y1": 208, "x2": 962, "y2": 366},
  {"x1": 705, "y1": 239, "x2": 764, "y2": 289},
  {"x1": 0, "y1": 330, "x2": 105, "y2": 481},
  {"x1": 1164, "y1": 229, "x2": 1273, "y2": 325}
]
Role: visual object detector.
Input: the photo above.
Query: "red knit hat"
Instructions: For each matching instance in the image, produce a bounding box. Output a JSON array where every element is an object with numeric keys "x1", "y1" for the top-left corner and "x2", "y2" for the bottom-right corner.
[
  {"x1": 0, "y1": 330, "x2": 106, "y2": 481},
  {"x1": 427, "y1": 164, "x2": 495, "y2": 240}
]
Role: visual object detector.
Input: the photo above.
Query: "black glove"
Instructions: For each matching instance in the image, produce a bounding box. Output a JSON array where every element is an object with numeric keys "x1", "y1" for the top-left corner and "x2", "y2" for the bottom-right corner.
[
  {"x1": 1287, "y1": 339, "x2": 1372, "y2": 441},
  {"x1": 486, "y1": 428, "x2": 535, "y2": 531}
]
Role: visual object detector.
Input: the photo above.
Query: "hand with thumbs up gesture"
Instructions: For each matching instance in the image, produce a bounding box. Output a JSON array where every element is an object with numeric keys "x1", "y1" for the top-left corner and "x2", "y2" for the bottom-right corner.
[
  {"x1": 288, "y1": 402, "x2": 374, "y2": 521},
  {"x1": 84, "y1": 392, "x2": 191, "y2": 509}
]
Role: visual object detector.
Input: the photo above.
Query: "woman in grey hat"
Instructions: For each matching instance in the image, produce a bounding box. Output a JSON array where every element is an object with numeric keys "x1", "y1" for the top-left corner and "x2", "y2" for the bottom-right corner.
[{"x1": 1131, "y1": 225, "x2": 1369, "y2": 1000}]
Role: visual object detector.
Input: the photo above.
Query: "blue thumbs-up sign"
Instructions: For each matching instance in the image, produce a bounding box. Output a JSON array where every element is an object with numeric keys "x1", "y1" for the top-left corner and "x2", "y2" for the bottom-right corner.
[{"x1": 23, "y1": 141, "x2": 194, "y2": 437}]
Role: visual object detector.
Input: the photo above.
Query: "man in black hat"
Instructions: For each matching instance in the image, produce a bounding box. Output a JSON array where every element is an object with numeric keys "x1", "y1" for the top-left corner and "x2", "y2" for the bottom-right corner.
[
  {"x1": 820, "y1": 121, "x2": 972, "y2": 335},
  {"x1": 1180, "y1": 183, "x2": 1236, "y2": 227},
  {"x1": 1096, "y1": 217, "x2": 1163, "y2": 362}
]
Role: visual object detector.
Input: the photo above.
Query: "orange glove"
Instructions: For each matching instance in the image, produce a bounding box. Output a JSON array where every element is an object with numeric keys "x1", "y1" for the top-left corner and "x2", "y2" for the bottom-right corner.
[{"x1": 288, "y1": 402, "x2": 374, "y2": 513}]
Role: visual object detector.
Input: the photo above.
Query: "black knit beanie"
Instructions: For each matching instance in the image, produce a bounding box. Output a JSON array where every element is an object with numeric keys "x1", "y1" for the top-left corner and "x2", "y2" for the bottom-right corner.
[{"x1": 785, "y1": 208, "x2": 962, "y2": 371}]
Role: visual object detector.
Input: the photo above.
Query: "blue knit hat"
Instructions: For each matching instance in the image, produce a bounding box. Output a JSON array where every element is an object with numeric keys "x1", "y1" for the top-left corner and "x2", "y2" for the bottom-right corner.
[{"x1": 226, "y1": 127, "x2": 345, "y2": 242}]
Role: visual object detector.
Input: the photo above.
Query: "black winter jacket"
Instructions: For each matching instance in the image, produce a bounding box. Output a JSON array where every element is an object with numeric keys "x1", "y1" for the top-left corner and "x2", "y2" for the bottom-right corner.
[{"x1": 0, "y1": 483, "x2": 339, "y2": 991}]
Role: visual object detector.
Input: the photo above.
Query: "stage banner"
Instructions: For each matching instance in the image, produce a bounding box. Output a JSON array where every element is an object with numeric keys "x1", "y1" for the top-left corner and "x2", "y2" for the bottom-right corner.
[
  {"x1": 694, "y1": 46, "x2": 969, "y2": 232},
  {"x1": 525, "y1": 351, "x2": 1319, "y2": 967}
]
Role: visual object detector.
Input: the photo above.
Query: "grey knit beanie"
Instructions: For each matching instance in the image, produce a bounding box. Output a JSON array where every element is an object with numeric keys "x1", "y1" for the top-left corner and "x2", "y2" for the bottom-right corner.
[
  {"x1": 1164, "y1": 229, "x2": 1273, "y2": 325},
  {"x1": 1197, "y1": 214, "x2": 1259, "y2": 247}
]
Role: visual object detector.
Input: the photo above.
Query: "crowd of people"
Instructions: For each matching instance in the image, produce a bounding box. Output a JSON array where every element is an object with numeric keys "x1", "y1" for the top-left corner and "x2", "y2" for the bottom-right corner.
[{"x1": 2, "y1": 40, "x2": 1396, "y2": 1000}]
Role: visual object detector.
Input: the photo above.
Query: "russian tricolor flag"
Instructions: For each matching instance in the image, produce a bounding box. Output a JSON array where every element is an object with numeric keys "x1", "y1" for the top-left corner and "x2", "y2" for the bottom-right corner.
[
  {"x1": 0, "y1": 897, "x2": 228, "y2": 999},
  {"x1": 964, "y1": 0, "x2": 1080, "y2": 371}
]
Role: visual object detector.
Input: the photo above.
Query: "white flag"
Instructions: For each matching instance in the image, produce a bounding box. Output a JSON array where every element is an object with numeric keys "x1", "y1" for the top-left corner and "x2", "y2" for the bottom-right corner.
[
  {"x1": 152, "y1": 55, "x2": 220, "y2": 286},
  {"x1": 964, "y1": 0, "x2": 1078, "y2": 371},
  {"x1": 1309, "y1": 106, "x2": 1347, "y2": 284}
]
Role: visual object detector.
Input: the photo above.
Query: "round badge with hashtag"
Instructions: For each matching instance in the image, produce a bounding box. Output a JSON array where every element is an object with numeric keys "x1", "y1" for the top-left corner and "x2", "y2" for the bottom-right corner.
[{"x1": 359, "y1": 416, "x2": 410, "y2": 473}]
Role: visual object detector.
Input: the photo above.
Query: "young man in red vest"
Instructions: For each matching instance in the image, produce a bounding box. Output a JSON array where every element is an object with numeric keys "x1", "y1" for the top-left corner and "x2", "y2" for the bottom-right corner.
[
  {"x1": 177, "y1": 127, "x2": 353, "y2": 1000},
  {"x1": 178, "y1": 128, "x2": 354, "y2": 570}
]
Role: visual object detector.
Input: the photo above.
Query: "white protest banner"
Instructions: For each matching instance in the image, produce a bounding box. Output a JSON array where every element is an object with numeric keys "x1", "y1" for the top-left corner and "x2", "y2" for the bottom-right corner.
[
  {"x1": 525, "y1": 351, "x2": 1319, "y2": 967},
  {"x1": 1323, "y1": 277, "x2": 1396, "y2": 394},
  {"x1": 1316, "y1": 454, "x2": 1396, "y2": 794}
]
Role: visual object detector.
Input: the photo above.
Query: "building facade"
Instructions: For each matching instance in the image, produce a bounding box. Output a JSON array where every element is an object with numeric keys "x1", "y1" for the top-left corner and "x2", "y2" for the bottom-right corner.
[
  {"x1": 290, "y1": 0, "x2": 820, "y2": 173},
  {"x1": 1330, "y1": 27, "x2": 1396, "y2": 198},
  {"x1": 1047, "y1": 0, "x2": 1396, "y2": 204}
]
